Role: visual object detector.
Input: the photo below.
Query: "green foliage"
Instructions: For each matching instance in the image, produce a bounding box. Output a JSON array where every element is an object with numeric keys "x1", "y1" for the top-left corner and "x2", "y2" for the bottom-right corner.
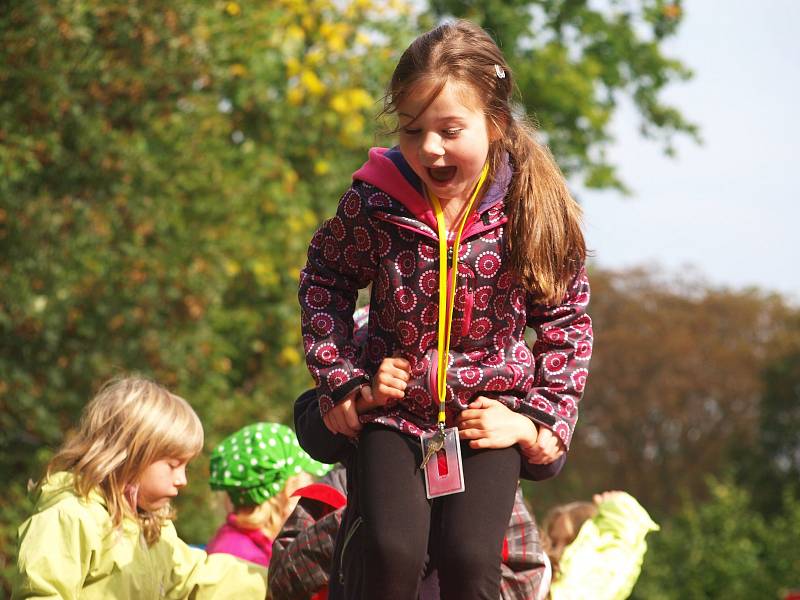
[
  {"x1": 428, "y1": 0, "x2": 699, "y2": 191},
  {"x1": 732, "y1": 312, "x2": 800, "y2": 517},
  {"x1": 0, "y1": 0, "x2": 413, "y2": 591},
  {"x1": 632, "y1": 478, "x2": 800, "y2": 600}
]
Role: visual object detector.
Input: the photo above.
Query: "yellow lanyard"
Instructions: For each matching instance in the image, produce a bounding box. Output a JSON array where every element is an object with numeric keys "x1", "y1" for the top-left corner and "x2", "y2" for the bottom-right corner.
[{"x1": 428, "y1": 163, "x2": 489, "y2": 426}]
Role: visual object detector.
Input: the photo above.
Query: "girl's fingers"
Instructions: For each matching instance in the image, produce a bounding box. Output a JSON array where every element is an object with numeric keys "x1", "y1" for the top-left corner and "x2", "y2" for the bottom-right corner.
[
  {"x1": 389, "y1": 356, "x2": 412, "y2": 372},
  {"x1": 375, "y1": 373, "x2": 408, "y2": 390},
  {"x1": 456, "y1": 418, "x2": 483, "y2": 431},
  {"x1": 360, "y1": 385, "x2": 374, "y2": 403},
  {"x1": 458, "y1": 408, "x2": 484, "y2": 421},
  {"x1": 377, "y1": 383, "x2": 405, "y2": 399},
  {"x1": 470, "y1": 438, "x2": 492, "y2": 449},
  {"x1": 391, "y1": 363, "x2": 412, "y2": 379},
  {"x1": 324, "y1": 411, "x2": 341, "y2": 435},
  {"x1": 389, "y1": 375, "x2": 408, "y2": 390},
  {"x1": 458, "y1": 427, "x2": 484, "y2": 440},
  {"x1": 468, "y1": 397, "x2": 494, "y2": 409}
]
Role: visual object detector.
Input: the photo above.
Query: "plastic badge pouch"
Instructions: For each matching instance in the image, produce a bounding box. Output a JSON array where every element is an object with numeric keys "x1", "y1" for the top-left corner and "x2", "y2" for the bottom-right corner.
[{"x1": 421, "y1": 426, "x2": 465, "y2": 499}]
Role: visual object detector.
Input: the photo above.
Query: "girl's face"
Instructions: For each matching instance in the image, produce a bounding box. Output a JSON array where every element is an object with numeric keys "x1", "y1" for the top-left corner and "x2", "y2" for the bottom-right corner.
[
  {"x1": 397, "y1": 80, "x2": 492, "y2": 206},
  {"x1": 137, "y1": 457, "x2": 190, "y2": 511}
]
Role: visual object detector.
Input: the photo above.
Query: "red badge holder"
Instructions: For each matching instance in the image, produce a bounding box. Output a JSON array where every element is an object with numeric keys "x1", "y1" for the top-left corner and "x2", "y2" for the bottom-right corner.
[{"x1": 421, "y1": 426, "x2": 465, "y2": 499}]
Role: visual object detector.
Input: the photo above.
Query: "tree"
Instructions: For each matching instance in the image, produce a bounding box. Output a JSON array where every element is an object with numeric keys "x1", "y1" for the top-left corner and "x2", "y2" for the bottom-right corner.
[
  {"x1": 632, "y1": 478, "x2": 800, "y2": 600},
  {"x1": 526, "y1": 268, "x2": 795, "y2": 516},
  {"x1": 732, "y1": 310, "x2": 800, "y2": 516},
  {"x1": 0, "y1": 0, "x2": 413, "y2": 591},
  {"x1": 428, "y1": 0, "x2": 699, "y2": 191}
]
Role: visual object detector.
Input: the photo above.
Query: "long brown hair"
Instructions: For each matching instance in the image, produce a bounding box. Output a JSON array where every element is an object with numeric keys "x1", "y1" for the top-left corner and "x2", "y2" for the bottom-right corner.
[
  {"x1": 384, "y1": 20, "x2": 585, "y2": 304},
  {"x1": 46, "y1": 376, "x2": 204, "y2": 544}
]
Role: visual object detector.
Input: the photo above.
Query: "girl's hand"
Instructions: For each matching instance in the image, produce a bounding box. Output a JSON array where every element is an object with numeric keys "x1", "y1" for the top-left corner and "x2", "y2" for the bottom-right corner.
[
  {"x1": 322, "y1": 387, "x2": 365, "y2": 437},
  {"x1": 593, "y1": 490, "x2": 624, "y2": 505},
  {"x1": 522, "y1": 425, "x2": 565, "y2": 464},
  {"x1": 354, "y1": 384, "x2": 381, "y2": 414},
  {"x1": 371, "y1": 356, "x2": 411, "y2": 405},
  {"x1": 456, "y1": 396, "x2": 538, "y2": 450}
]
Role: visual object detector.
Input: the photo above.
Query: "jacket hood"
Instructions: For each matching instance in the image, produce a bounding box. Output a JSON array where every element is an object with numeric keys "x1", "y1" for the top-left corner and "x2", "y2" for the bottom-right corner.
[
  {"x1": 352, "y1": 146, "x2": 513, "y2": 230},
  {"x1": 594, "y1": 492, "x2": 660, "y2": 545},
  {"x1": 34, "y1": 471, "x2": 106, "y2": 512}
]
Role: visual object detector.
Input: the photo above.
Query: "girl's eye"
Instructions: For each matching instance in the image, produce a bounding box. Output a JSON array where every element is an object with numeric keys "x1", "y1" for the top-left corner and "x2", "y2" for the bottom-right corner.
[
  {"x1": 401, "y1": 127, "x2": 421, "y2": 136},
  {"x1": 443, "y1": 128, "x2": 462, "y2": 138}
]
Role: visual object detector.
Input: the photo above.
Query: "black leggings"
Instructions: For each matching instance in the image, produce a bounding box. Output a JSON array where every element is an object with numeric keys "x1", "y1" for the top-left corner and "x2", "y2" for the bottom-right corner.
[{"x1": 356, "y1": 424, "x2": 520, "y2": 600}]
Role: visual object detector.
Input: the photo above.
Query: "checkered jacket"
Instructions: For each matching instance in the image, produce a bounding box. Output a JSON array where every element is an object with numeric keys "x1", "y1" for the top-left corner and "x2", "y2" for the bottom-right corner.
[{"x1": 269, "y1": 468, "x2": 548, "y2": 600}]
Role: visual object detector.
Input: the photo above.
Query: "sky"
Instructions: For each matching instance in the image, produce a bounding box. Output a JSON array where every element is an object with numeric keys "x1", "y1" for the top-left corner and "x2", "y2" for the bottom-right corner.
[{"x1": 578, "y1": 1, "x2": 800, "y2": 303}]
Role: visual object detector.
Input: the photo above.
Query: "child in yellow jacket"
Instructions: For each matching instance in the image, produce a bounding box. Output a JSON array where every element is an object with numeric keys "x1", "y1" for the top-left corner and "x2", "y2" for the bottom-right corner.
[
  {"x1": 541, "y1": 491, "x2": 659, "y2": 600},
  {"x1": 14, "y1": 376, "x2": 268, "y2": 599}
]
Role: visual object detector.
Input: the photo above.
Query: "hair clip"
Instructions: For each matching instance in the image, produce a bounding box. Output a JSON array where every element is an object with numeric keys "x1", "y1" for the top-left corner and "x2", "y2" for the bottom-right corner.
[{"x1": 494, "y1": 64, "x2": 506, "y2": 79}]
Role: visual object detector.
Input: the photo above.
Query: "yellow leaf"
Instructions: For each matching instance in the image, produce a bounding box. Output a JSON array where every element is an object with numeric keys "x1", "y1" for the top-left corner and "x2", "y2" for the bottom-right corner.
[
  {"x1": 230, "y1": 63, "x2": 247, "y2": 78},
  {"x1": 224, "y1": 259, "x2": 241, "y2": 276},
  {"x1": 285, "y1": 57, "x2": 302, "y2": 77},
  {"x1": 225, "y1": 2, "x2": 241, "y2": 16},
  {"x1": 278, "y1": 346, "x2": 301, "y2": 366},
  {"x1": 287, "y1": 87, "x2": 304, "y2": 106},
  {"x1": 300, "y1": 69, "x2": 325, "y2": 96}
]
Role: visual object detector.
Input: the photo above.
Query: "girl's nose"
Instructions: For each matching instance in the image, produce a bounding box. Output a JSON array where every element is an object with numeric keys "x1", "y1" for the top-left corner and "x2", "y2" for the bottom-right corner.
[
  {"x1": 420, "y1": 132, "x2": 445, "y2": 159},
  {"x1": 174, "y1": 466, "x2": 188, "y2": 487}
]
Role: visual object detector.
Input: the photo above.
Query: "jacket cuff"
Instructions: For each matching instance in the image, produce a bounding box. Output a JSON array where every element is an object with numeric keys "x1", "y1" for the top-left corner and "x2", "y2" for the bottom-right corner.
[{"x1": 318, "y1": 374, "x2": 370, "y2": 415}]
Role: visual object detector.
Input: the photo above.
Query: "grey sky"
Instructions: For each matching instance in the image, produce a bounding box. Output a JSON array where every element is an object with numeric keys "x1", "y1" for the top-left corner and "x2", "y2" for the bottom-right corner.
[{"x1": 578, "y1": 1, "x2": 800, "y2": 303}]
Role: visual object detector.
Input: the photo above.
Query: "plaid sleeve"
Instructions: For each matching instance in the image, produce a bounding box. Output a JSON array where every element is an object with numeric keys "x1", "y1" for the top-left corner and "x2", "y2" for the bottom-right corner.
[
  {"x1": 268, "y1": 502, "x2": 344, "y2": 600},
  {"x1": 500, "y1": 487, "x2": 550, "y2": 600}
]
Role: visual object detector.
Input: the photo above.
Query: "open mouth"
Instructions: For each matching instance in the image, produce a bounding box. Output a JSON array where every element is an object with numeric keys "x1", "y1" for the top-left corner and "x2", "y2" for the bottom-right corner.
[{"x1": 428, "y1": 166, "x2": 457, "y2": 183}]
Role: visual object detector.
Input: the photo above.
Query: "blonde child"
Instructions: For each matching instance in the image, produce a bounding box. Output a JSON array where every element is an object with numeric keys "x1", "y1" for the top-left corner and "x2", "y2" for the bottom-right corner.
[
  {"x1": 206, "y1": 422, "x2": 331, "y2": 567},
  {"x1": 541, "y1": 491, "x2": 659, "y2": 600},
  {"x1": 13, "y1": 376, "x2": 267, "y2": 599},
  {"x1": 299, "y1": 19, "x2": 592, "y2": 599}
]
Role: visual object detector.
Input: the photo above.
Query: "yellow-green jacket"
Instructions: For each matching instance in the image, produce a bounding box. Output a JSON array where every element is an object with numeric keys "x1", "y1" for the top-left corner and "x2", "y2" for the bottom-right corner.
[
  {"x1": 13, "y1": 472, "x2": 267, "y2": 599},
  {"x1": 550, "y1": 492, "x2": 659, "y2": 600}
]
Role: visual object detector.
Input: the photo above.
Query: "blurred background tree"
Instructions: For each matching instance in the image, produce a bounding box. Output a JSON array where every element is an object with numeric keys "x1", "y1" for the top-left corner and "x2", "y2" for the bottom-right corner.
[
  {"x1": 0, "y1": 0, "x2": 414, "y2": 587},
  {"x1": 2, "y1": 0, "x2": 797, "y2": 596}
]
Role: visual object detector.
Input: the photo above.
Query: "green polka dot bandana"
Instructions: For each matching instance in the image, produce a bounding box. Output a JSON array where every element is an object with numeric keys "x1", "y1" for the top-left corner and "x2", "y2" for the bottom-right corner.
[{"x1": 209, "y1": 422, "x2": 331, "y2": 507}]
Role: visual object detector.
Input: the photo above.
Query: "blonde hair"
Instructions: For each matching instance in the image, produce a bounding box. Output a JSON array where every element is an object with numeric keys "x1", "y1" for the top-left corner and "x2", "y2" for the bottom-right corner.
[
  {"x1": 225, "y1": 472, "x2": 313, "y2": 539},
  {"x1": 46, "y1": 376, "x2": 204, "y2": 545},
  {"x1": 541, "y1": 501, "x2": 597, "y2": 580},
  {"x1": 384, "y1": 20, "x2": 586, "y2": 304}
]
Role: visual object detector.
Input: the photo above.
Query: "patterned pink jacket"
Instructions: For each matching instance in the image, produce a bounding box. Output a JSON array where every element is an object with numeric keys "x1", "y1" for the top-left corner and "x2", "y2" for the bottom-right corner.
[{"x1": 299, "y1": 148, "x2": 592, "y2": 447}]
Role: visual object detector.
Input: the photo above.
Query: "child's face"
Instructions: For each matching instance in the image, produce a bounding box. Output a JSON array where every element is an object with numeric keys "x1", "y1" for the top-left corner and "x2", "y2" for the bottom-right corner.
[
  {"x1": 397, "y1": 80, "x2": 492, "y2": 206},
  {"x1": 137, "y1": 457, "x2": 190, "y2": 511}
]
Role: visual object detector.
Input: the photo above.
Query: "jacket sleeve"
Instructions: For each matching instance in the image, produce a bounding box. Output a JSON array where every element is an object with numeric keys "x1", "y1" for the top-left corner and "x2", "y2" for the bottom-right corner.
[
  {"x1": 298, "y1": 183, "x2": 379, "y2": 416},
  {"x1": 519, "y1": 453, "x2": 566, "y2": 482},
  {"x1": 500, "y1": 488, "x2": 549, "y2": 600},
  {"x1": 160, "y1": 522, "x2": 268, "y2": 600},
  {"x1": 521, "y1": 264, "x2": 592, "y2": 448},
  {"x1": 269, "y1": 504, "x2": 344, "y2": 600},
  {"x1": 13, "y1": 506, "x2": 97, "y2": 599},
  {"x1": 550, "y1": 492, "x2": 659, "y2": 600},
  {"x1": 294, "y1": 388, "x2": 352, "y2": 464}
]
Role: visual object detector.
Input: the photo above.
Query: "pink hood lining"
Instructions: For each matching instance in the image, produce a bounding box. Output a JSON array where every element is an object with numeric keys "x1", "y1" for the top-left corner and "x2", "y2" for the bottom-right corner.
[
  {"x1": 352, "y1": 147, "x2": 513, "y2": 237},
  {"x1": 352, "y1": 147, "x2": 439, "y2": 231}
]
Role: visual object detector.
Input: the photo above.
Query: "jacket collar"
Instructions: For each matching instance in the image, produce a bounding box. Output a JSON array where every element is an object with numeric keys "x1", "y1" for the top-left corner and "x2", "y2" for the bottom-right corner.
[{"x1": 352, "y1": 147, "x2": 512, "y2": 228}]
